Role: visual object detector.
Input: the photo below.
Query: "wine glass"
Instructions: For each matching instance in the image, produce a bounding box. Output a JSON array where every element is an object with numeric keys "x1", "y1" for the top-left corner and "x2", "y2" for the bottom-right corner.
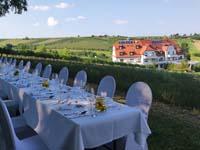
[
  {"x1": 90, "y1": 88, "x2": 96, "y2": 117},
  {"x1": 58, "y1": 79, "x2": 64, "y2": 104}
]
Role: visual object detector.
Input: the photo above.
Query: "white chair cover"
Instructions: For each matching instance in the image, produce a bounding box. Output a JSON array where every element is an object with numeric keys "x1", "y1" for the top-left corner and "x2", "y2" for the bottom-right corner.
[
  {"x1": 12, "y1": 59, "x2": 17, "y2": 67},
  {"x1": 34, "y1": 63, "x2": 43, "y2": 76},
  {"x1": 0, "y1": 100, "x2": 18, "y2": 149},
  {"x1": 97, "y1": 75, "x2": 116, "y2": 98},
  {"x1": 42, "y1": 64, "x2": 52, "y2": 79},
  {"x1": 18, "y1": 60, "x2": 24, "y2": 70},
  {"x1": 3, "y1": 57, "x2": 7, "y2": 64},
  {"x1": 24, "y1": 61, "x2": 31, "y2": 73},
  {"x1": 58, "y1": 67, "x2": 69, "y2": 85},
  {"x1": 73, "y1": 70, "x2": 87, "y2": 88},
  {"x1": 125, "y1": 82, "x2": 152, "y2": 117},
  {"x1": 8, "y1": 58, "x2": 13, "y2": 65},
  {"x1": 0, "y1": 100, "x2": 48, "y2": 150},
  {"x1": 0, "y1": 57, "x2": 2, "y2": 62}
]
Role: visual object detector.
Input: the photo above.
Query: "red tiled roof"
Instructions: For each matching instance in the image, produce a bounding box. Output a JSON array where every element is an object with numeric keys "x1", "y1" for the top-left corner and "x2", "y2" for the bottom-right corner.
[{"x1": 113, "y1": 39, "x2": 183, "y2": 58}]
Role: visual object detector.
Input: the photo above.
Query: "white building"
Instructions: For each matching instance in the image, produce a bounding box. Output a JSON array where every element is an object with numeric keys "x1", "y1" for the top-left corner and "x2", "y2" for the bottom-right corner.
[{"x1": 112, "y1": 39, "x2": 184, "y2": 65}]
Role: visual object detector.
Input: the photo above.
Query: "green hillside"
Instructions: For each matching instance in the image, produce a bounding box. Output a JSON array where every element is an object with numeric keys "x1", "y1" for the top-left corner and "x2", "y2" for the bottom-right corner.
[{"x1": 0, "y1": 36, "x2": 125, "y2": 50}]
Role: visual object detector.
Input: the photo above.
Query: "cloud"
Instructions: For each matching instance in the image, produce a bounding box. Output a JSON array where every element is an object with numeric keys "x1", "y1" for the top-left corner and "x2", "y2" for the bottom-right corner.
[
  {"x1": 163, "y1": 0, "x2": 170, "y2": 3},
  {"x1": 30, "y1": 5, "x2": 50, "y2": 11},
  {"x1": 113, "y1": 19, "x2": 129, "y2": 25},
  {"x1": 55, "y1": 2, "x2": 74, "y2": 9},
  {"x1": 47, "y1": 17, "x2": 58, "y2": 26},
  {"x1": 65, "y1": 16, "x2": 87, "y2": 22},
  {"x1": 77, "y1": 16, "x2": 87, "y2": 20},
  {"x1": 33, "y1": 22, "x2": 40, "y2": 27}
]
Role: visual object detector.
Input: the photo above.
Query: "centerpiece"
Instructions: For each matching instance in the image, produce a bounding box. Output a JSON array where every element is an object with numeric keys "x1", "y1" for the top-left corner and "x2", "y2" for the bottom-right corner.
[
  {"x1": 13, "y1": 70, "x2": 19, "y2": 76},
  {"x1": 42, "y1": 80, "x2": 49, "y2": 88},
  {"x1": 95, "y1": 96, "x2": 107, "y2": 112}
]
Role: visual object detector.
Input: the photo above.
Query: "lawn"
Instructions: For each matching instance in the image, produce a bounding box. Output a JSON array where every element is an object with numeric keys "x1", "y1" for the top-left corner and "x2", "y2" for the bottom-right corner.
[{"x1": 148, "y1": 102, "x2": 200, "y2": 150}]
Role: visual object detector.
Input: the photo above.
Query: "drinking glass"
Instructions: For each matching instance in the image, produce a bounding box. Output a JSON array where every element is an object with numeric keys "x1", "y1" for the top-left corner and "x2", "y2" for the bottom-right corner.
[
  {"x1": 90, "y1": 88, "x2": 96, "y2": 117},
  {"x1": 58, "y1": 79, "x2": 64, "y2": 103}
]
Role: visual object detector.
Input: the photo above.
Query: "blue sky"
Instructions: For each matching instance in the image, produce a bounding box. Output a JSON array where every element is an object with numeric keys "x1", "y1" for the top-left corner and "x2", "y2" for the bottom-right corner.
[{"x1": 0, "y1": 0, "x2": 200, "y2": 38}]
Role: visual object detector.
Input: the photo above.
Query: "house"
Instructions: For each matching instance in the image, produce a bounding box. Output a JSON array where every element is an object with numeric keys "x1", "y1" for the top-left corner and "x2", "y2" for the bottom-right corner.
[{"x1": 112, "y1": 39, "x2": 185, "y2": 65}]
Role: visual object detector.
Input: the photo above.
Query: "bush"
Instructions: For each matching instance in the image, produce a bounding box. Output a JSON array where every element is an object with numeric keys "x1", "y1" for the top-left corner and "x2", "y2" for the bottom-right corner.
[{"x1": 193, "y1": 64, "x2": 200, "y2": 72}]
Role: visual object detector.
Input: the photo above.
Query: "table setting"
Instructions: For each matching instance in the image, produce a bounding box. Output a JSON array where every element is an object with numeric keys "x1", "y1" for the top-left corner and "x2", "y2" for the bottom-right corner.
[{"x1": 0, "y1": 61, "x2": 151, "y2": 150}]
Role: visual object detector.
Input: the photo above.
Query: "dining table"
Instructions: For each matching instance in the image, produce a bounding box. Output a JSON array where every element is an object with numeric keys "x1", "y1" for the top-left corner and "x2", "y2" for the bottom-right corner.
[{"x1": 0, "y1": 63, "x2": 151, "y2": 150}]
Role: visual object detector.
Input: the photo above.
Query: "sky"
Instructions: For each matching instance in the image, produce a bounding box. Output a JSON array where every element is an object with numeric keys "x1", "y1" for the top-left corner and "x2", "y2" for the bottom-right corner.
[{"x1": 0, "y1": 0, "x2": 200, "y2": 38}]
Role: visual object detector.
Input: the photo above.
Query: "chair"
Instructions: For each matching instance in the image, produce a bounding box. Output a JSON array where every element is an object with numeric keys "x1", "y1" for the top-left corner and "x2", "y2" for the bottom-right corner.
[
  {"x1": 73, "y1": 70, "x2": 87, "y2": 88},
  {"x1": 3, "y1": 57, "x2": 7, "y2": 64},
  {"x1": 58, "y1": 67, "x2": 69, "y2": 85},
  {"x1": 34, "y1": 63, "x2": 42, "y2": 76},
  {"x1": 12, "y1": 59, "x2": 17, "y2": 67},
  {"x1": 8, "y1": 58, "x2": 13, "y2": 65},
  {"x1": 18, "y1": 60, "x2": 24, "y2": 70},
  {"x1": 97, "y1": 76, "x2": 116, "y2": 98},
  {"x1": 0, "y1": 100, "x2": 48, "y2": 150},
  {"x1": 42, "y1": 64, "x2": 52, "y2": 79},
  {"x1": 0, "y1": 57, "x2": 3, "y2": 62},
  {"x1": 125, "y1": 82, "x2": 152, "y2": 117},
  {"x1": 24, "y1": 61, "x2": 31, "y2": 73}
]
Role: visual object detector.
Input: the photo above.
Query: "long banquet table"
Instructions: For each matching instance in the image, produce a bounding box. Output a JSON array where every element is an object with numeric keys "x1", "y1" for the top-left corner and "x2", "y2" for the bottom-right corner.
[{"x1": 0, "y1": 64, "x2": 151, "y2": 150}]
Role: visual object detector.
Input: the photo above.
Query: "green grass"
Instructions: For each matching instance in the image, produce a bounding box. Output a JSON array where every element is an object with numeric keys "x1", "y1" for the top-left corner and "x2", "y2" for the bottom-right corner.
[{"x1": 148, "y1": 103, "x2": 200, "y2": 150}]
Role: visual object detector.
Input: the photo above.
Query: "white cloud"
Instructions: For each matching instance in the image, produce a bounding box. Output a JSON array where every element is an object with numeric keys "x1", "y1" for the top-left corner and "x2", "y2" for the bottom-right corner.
[
  {"x1": 77, "y1": 16, "x2": 87, "y2": 20},
  {"x1": 113, "y1": 19, "x2": 129, "y2": 25},
  {"x1": 47, "y1": 17, "x2": 58, "y2": 26},
  {"x1": 163, "y1": 0, "x2": 170, "y2": 3},
  {"x1": 30, "y1": 5, "x2": 50, "y2": 11},
  {"x1": 33, "y1": 22, "x2": 40, "y2": 27},
  {"x1": 55, "y1": 2, "x2": 74, "y2": 9},
  {"x1": 65, "y1": 16, "x2": 87, "y2": 22}
]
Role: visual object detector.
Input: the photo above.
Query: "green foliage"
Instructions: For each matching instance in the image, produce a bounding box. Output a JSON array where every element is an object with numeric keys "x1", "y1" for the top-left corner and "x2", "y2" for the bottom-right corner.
[
  {"x1": 177, "y1": 38, "x2": 200, "y2": 61},
  {"x1": 0, "y1": 0, "x2": 27, "y2": 16},
  {"x1": 181, "y1": 42, "x2": 190, "y2": 60},
  {"x1": 192, "y1": 64, "x2": 200, "y2": 72},
  {"x1": 167, "y1": 61, "x2": 189, "y2": 72}
]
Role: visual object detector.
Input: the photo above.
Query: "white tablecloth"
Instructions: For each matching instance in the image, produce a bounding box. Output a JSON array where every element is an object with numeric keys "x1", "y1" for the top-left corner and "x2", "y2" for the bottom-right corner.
[{"x1": 0, "y1": 67, "x2": 151, "y2": 150}]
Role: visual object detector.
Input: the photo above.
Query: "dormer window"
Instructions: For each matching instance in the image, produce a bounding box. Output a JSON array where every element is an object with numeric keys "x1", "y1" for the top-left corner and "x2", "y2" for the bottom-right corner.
[
  {"x1": 136, "y1": 45, "x2": 141, "y2": 49},
  {"x1": 129, "y1": 52, "x2": 134, "y2": 56},
  {"x1": 119, "y1": 45, "x2": 125, "y2": 50},
  {"x1": 120, "y1": 52, "x2": 125, "y2": 56}
]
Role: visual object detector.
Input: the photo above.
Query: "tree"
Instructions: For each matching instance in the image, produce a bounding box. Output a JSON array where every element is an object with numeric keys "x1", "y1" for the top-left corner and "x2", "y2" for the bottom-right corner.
[
  {"x1": 0, "y1": 0, "x2": 28, "y2": 17},
  {"x1": 181, "y1": 42, "x2": 190, "y2": 60}
]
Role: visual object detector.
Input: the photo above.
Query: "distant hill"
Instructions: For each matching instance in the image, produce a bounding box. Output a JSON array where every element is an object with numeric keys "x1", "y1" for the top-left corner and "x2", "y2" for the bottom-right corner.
[{"x1": 0, "y1": 36, "x2": 127, "y2": 50}]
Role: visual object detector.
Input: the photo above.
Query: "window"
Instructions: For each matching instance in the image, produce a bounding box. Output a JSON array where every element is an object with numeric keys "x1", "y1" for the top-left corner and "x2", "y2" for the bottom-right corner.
[
  {"x1": 129, "y1": 52, "x2": 134, "y2": 56},
  {"x1": 136, "y1": 45, "x2": 141, "y2": 49},
  {"x1": 120, "y1": 52, "x2": 124, "y2": 56},
  {"x1": 120, "y1": 59, "x2": 124, "y2": 62},
  {"x1": 119, "y1": 45, "x2": 125, "y2": 50}
]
